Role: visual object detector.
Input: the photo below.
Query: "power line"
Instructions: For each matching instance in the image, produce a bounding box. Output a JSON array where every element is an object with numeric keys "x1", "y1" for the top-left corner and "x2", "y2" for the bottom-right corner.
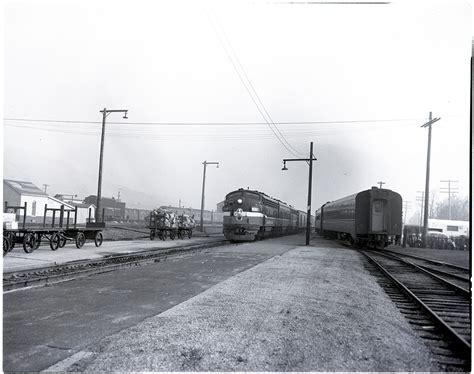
[
  {"x1": 206, "y1": 10, "x2": 304, "y2": 157},
  {"x1": 211, "y1": 12, "x2": 307, "y2": 157},
  {"x1": 3, "y1": 117, "x2": 427, "y2": 126},
  {"x1": 4, "y1": 121, "x2": 418, "y2": 139}
]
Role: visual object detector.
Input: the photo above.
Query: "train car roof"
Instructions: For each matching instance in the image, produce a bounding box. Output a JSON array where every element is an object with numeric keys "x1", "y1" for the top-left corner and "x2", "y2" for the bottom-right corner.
[
  {"x1": 225, "y1": 188, "x2": 303, "y2": 213},
  {"x1": 321, "y1": 188, "x2": 401, "y2": 210}
]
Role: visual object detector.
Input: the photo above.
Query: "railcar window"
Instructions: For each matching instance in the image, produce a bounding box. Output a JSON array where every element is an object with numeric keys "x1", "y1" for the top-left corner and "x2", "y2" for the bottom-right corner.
[
  {"x1": 447, "y1": 225, "x2": 459, "y2": 231},
  {"x1": 374, "y1": 202, "x2": 382, "y2": 213}
]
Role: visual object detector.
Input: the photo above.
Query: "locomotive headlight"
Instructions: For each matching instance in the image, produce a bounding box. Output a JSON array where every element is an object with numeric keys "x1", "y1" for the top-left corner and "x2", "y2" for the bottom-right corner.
[{"x1": 237, "y1": 198, "x2": 243, "y2": 204}]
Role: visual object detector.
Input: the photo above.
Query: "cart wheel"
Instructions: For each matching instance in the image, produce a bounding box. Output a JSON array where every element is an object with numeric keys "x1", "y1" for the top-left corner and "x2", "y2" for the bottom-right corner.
[
  {"x1": 8, "y1": 232, "x2": 16, "y2": 249},
  {"x1": 75, "y1": 232, "x2": 86, "y2": 248},
  {"x1": 23, "y1": 233, "x2": 36, "y2": 253},
  {"x1": 170, "y1": 231, "x2": 175, "y2": 240},
  {"x1": 150, "y1": 230, "x2": 155, "y2": 241},
  {"x1": 94, "y1": 231, "x2": 103, "y2": 247},
  {"x1": 3, "y1": 237, "x2": 10, "y2": 257},
  {"x1": 177, "y1": 230, "x2": 183, "y2": 240},
  {"x1": 34, "y1": 233, "x2": 42, "y2": 249},
  {"x1": 188, "y1": 229, "x2": 192, "y2": 239},
  {"x1": 50, "y1": 233, "x2": 60, "y2": 251},
  {"x1": 58, "y1": 235, "x2": 67, "y2": 248}
]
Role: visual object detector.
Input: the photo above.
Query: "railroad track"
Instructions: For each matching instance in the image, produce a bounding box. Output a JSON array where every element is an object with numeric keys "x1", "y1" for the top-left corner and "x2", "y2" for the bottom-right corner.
[
  {"x1": 3, "y1": 239, "x2": 229, "y2": 292},
  {"x1": 360, "y1": 249, "x2": 471, "y2": 371},
  {"x1": 382, "y1": 250, "x2": 470, "y2": 289}
]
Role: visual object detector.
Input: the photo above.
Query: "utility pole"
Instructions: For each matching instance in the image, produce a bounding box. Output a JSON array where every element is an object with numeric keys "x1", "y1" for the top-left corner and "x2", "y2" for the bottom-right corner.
[
  {"x1": 43, "y1": 184, "x2": 50, "y2": 194},
  {"x1": 440, "y1": 180, "x2": 459, "y2": 220},
  {"x1": 377, "y1": 181, "x2": 385, "y2": 189},
  {"x1": 402, "y1": 201, "x2": 411, "y2": 226},
  {"x1": 200, "y1": 161, "x2": 219, "y2": 232},
  {"x1": 95, "y1": 108, "x2": 128, "y2": 223},
  {"x1": 421, "y1": 112, "x2": 441, "y2": 247},
  {"x1": 281, "y1": 141, "x2": 317, "y2": 246},
  {"x1": 416, "y1": 191, "x2": 425, "y2": 227}
]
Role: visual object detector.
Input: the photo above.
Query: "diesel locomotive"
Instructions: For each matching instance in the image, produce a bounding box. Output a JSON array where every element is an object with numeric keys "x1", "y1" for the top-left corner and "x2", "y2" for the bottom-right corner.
[
  {"x1": 315, "y1": 187, "x2": 402, "y2": 249},
  {"x1": 222, "y1": 188, "x2": 314, "y2": 241}
]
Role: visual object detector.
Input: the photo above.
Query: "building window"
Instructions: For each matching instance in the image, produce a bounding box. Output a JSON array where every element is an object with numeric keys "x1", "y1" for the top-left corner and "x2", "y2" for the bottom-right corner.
[{"x1": 32, "y1": 201, "x2": 37, "y2": 217}]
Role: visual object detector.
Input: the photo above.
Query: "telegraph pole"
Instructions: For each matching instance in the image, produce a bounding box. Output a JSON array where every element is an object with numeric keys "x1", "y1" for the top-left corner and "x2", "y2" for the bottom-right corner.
[
  {"x1": 95, "y1": 108, "x2": 128, "y2": 223},
  {"x1": 421, "y1": 112, "x2": 441, "y2": 247},
  {"x1": 377, "y1": 181, "x2": 385, "y2": 189},
  {"x1": 416, "y1": 191, "x2": 425, "y2": 227},
  {"x1": 281, "y1": 141, "x2": 317, "y2": 245},
  {"x1": 42, "y1": 184, "x2": 50, "y2": 194},
  {"x1": 200, "y1": 161, "x2": 219, "y2": 232},
  {"x1": 402, "y1": 201, "x2": 411, "y2": 226},
  {"x1": 440, "y1": 180, "x2": 459, "y2": 220}
]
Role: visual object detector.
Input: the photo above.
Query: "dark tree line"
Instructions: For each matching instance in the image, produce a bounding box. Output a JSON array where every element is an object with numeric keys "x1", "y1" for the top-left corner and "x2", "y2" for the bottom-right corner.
[{"x1": 433, "y1": 196, "x2": 469, "y2": 221}]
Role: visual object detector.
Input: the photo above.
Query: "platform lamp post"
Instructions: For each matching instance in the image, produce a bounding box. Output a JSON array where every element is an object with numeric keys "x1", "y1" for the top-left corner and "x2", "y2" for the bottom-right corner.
[
  {"x1": 421, "y1": 112, "x2": 441, "y2": 248},
  {"x1": 95, "y1": 108, "x2": 128, "y2": 224},
  {"x1": 281, "y1": 141, "x2": 317, "y2": 246},
  {"x1": 200, "y1": 161, "x2": 219, "y2": 232}
]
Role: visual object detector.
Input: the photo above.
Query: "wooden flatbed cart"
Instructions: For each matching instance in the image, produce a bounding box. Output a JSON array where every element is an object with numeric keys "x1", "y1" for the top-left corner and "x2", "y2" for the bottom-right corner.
[
  {"x1": 3, "y1": 202, "x2": 104, "y2": 257},
  {"x1": 147, "y1": 213, "x2": 176, "y2": 241},
  {"x1": 147, "y1": 211, "x2": 194, "y2": 241}
]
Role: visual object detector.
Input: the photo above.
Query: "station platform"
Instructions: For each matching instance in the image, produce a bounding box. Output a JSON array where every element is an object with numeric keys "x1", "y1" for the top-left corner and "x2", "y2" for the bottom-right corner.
[{"x1": 3, "y1": 235, "x2": 226, "y2": 274}]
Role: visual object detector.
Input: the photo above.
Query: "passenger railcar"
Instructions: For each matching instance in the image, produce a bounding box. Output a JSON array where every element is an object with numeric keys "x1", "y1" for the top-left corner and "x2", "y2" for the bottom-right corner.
[
  {"x1": 222, "y1": 188, "x2": 313, "y2": 241},
  {"x1": 315, "y1": 187, "x2": 402, "y2": 249}
]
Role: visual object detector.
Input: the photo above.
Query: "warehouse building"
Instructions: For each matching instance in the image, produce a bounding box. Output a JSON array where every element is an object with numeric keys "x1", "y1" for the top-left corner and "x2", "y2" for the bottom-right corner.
[
  {"x1": 3, "y1": 179, "x2": 78, "y2": 224},
  {"x1": 84, "y1": 195, "x2": 126, "y2": 221}
]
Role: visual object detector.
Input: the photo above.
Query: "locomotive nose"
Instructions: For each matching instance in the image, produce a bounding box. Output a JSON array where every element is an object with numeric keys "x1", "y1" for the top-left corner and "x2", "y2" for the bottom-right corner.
[{"x1": 234, "y1": 208, "x2": 243, "y2": 221}]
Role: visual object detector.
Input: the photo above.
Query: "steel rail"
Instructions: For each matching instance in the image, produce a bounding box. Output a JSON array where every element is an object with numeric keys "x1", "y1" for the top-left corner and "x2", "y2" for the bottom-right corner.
[
  {"x1": 416, "y1": 264, "x2": 470, "y2": 283},
  {"x1": 4, "y1": 239, "x2": 229, "y2": 292},
  {"x1": 360, "y1": 250, "x2": 471, "y2": 356},
  {"x1": 369, "y1": 250, "x2": 470, "y2": 295},
  {"x1": 383, "y1": 250, "x2": 469, "y2": 271}
]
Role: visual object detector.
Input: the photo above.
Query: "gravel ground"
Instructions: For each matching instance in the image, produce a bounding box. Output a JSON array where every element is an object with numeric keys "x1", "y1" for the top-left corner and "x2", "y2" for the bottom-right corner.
[
  {"x1": 387, "y1": 246, "x2": 470, "y2": 267},
  {"x1": 75, "y1": 242, "x2": 440, "y2": 372}
]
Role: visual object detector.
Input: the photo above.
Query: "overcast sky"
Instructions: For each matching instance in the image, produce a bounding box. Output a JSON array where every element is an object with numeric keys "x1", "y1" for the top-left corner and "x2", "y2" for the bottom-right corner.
[{"x1": 3, "y1": 0, "x2": 472, "y2": 222}]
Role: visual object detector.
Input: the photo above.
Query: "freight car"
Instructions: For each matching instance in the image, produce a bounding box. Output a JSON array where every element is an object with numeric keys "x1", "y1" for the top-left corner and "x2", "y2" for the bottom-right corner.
[
  {"x1": 222, "y1": 188, "x2": 314, "y2": 241},
  {"x1": 315, "y1": 187, "x2": 402, "y2": 249}
]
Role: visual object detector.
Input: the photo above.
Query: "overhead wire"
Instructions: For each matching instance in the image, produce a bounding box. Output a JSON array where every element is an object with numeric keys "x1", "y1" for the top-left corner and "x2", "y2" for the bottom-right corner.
[
  {"x1": 3, "y1": 117, "x2": 427, "y2": 125},
  {"x1": 205, "y1": 10, "x2": 304, "y2": 158},
  {"x1": 210, "y1": 12, "x2": 308, "y2": 157},
  {"x1": 4, "y1": 120, "x2": 418, "y2": 140}
]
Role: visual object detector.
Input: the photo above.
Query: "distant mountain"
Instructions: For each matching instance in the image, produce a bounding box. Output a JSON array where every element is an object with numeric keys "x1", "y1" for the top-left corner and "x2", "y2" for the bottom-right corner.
[{"x1": 113, "y1": 187, "x2": 164, "y2": 210}]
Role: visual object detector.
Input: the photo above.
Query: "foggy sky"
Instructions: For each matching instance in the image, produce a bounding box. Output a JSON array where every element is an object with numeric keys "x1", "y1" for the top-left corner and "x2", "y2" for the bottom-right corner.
[{"x1": 3, "y1": 0, "x2": 471, "y2": 222}]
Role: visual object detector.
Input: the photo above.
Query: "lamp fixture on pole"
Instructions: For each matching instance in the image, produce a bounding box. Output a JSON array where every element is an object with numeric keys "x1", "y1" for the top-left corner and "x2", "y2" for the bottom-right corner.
[
  {"x1": 95, "y1": 108, "x2": 128, "y2": 224},
  {"x1": 281, "y1": 141, "x2": 317, "y2": 245}
]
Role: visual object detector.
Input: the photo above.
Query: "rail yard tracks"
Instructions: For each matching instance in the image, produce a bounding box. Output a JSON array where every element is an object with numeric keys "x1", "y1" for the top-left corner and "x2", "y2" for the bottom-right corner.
[
  {"x1": 361, "y1": 249, "x2": 471, "y2": 371},
  {"x1": 3, "y1": 239, "x2": 229, "y2": 292}
]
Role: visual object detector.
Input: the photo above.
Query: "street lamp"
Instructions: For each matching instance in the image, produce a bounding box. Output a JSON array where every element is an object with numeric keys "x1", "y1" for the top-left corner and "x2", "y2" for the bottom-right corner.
[
  {"x1": 281, "y1": 141, "x2": 317, "y2": 245},
  {"x1": 200, "y1": 161, "x2": 219, "y2": 232},
  {"x1": 95, "y1": 108, "x2": 128, "y2": 224},
  {"x1": 421, "y1": 112, "x2": 441, "y2": 247}
]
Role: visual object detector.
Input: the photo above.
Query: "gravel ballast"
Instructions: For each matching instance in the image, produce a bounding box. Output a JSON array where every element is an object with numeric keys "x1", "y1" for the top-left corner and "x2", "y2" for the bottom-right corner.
[{"x1": 76, "y1": 243, "x2": 440, "y2": 371}]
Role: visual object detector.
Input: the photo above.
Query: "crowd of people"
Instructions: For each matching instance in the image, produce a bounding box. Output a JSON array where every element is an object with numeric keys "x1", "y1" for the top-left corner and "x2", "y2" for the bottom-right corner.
[{"x1": 402, "y1": 225, "x2": 469, "y2": 250}]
